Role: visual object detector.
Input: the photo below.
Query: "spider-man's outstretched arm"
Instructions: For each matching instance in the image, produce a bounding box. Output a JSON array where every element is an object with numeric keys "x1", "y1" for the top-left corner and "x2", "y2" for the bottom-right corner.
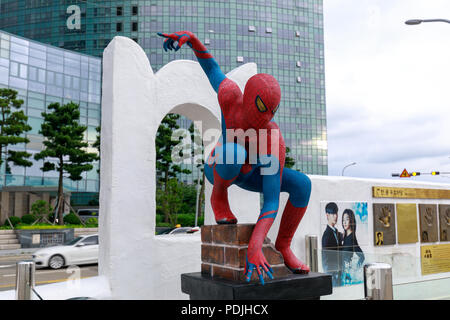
[{"x1": 157, "y1": 31, "x2": 226, "y2": 93}]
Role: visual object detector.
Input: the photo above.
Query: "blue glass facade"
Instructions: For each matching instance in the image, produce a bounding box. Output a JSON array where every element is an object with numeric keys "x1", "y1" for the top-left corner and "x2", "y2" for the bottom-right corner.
[
  {"x1": 0, "y1": 30, "x2": 101, "y2": 193},
  {"x1": 0, "y1": 0, "x2": 327, "y2": 182}
]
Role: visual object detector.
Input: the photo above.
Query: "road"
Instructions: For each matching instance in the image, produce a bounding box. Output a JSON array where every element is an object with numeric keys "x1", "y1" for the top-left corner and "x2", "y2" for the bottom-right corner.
[{"x1": 0, "y1": 255, "x2": 98, "y2": 292}]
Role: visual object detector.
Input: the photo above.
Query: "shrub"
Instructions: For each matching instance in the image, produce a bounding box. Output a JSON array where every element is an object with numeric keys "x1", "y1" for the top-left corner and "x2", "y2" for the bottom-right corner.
[
  {"x1": 16, "y1": 224, "x2": 68, "y2": 230},
  {"x1": 85, "y1": 217, "x2": 98, "y2": 227},
  {"x1": 198, "y1": 216, "x2": 204, "y2": 227},
  {"x1": 175, "y1": 214, "x2": 193, "y2": 227},
  {"x1": 21, "y1": 214, "x2": 38, "y2": 224},
  {"x1": 156, "y1": 222, "x2": 172, "y2": 228},
  {"x1": 31, "y1": 200, "x2": 53, "y2": 217},
  {"x1": 63, "y1": 212, "x2": 81, "y2": 225},
  {"x1": 155, "y1": 214, "x2": 163, "y2": 224},
  {"x1": 175, "y1": 214, "x2": 204, "y2": 227},
  {"x1": 4, "y1": 216, "x2": 21, "y2": 227}
]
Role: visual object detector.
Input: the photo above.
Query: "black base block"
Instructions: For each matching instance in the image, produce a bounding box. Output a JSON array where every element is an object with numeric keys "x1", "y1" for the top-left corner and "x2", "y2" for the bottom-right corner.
[{"x1": 181, "y1": 272, "x2": 332, "y2": 300}]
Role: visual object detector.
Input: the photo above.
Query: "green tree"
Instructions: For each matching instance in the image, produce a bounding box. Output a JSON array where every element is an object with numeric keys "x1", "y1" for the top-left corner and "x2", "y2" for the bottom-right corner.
[
  {"x1": 156, "y1": 114, "x2": 191, "y2": 223},
  {"x1": 189, "y1": 122, "x2": 205, "y2": 222},
  {"x1": 156, "y1": 178, "x2": 183, "y2": 225},
  {"x1": 92, "y1": 125, "x2": 100, "y2": 173},
  {"x1": 0, "y1": 88, "x2": 32, "y2": 174},
  {"x1": 30, "y1": 199, "x2": 53, "y2": 224},
  {"x1": 178, "y1": 182, "x2": 197, "y2": 214},
  {"x1": 285, "y1": 147, "x2": 296, "y2": 169},
  {"x1": 34, "y1": 102, "x2": 98, "y2": 225}
]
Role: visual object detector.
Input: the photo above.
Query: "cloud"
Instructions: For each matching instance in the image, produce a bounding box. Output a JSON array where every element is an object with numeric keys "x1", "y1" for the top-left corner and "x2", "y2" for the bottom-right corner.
[{"x1": 324, "y1": 0, "x2": 450, "y2": 182}]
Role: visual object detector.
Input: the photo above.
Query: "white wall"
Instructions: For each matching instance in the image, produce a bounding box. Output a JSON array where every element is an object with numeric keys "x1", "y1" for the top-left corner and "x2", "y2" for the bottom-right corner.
[{"x1": 307, "y1": 176, "x2": 450, "y2": 300}]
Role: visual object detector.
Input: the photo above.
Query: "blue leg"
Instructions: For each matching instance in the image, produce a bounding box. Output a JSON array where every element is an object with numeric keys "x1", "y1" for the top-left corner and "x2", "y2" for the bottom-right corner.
[
  {"x1": 280, "y1": 168, "x2": 311, "y2": 208},
  {"x1": 204, "y1": 142, "x2": 247, "y2": 184}
]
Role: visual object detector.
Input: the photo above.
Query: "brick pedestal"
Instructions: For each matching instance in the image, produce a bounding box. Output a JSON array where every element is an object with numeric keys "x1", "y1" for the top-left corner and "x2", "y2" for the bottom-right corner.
[{"x1": 200, "y1": 224, "x2": 291, "y2": 283}]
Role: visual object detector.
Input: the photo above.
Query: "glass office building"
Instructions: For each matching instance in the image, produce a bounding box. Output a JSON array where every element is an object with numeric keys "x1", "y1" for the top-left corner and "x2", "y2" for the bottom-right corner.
[
  {"x1": 0, "y1": 0, "x2": 327, "y2": 181},
  {"x1": 0, "y1": 30, "x2": 101, "y2": 195}
]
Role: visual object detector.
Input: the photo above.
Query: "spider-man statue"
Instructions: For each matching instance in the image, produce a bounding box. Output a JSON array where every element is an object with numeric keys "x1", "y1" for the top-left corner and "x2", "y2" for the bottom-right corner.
[{"x1": 158, "y1": 31, "x2": 311, "y2": 285}]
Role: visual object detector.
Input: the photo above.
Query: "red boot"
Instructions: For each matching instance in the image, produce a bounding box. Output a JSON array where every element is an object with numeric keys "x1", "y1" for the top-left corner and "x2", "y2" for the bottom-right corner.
[
  {"x1": 275, "y1": 201, "x2": 310, "y2": 274},
  {"x1": 211, "y1": 168, "x2": 238, "y2": 224}
]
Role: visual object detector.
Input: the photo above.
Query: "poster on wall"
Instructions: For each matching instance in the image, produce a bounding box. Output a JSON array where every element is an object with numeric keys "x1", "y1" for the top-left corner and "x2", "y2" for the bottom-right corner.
[
  {"x1": 421, "y1": 243, "x2": 450, "y2": 275},
  {"x1": 418, "y1": 204, "x2": 438, "y2": 243},
  {"x1": 320, "y1": 201, "x2": 368, "y2": 287},
  {"x1": 438, "y1": 205, "x2": 450, "y2": 242},
  {"x1": 396, "y1": 203, "x2": 418, "y2": 244},
  {"x1": 373, "y1": 203, "x2": 396, "y2": 246}
]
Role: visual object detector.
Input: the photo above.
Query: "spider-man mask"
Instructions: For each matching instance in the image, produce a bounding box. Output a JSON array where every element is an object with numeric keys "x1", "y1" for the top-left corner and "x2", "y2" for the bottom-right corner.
[{"x1": 242, "y1": 73, "x2": 281, "y2": 129}]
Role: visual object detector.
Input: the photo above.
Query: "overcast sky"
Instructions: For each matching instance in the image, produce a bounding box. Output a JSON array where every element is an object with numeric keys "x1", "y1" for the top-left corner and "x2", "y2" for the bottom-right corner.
[{"x1": 323, "y1": 0, "x2": 450, "y2": 183}]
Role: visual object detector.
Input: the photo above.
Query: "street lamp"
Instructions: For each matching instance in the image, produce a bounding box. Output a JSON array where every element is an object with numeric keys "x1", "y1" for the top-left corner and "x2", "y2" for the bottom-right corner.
[
  {"x1": 342, "y1": 162, "x2": 357, "y2": 176},
  {"x1": 405, "y1": 18, "x2": 450, "y2": 25}
]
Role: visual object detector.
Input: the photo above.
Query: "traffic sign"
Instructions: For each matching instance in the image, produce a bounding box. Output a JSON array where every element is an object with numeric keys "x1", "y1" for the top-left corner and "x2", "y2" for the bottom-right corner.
[{"x1": 400, "y1": 169, "x2": 411, "y2": 178}]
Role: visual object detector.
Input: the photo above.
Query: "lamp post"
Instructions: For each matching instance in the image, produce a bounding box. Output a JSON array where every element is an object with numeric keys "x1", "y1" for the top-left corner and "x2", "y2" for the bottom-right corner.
[
  {"x1": 405, "y1": 18, "x2": 450, "y2": 25},
  {"x1": 342, "y1": 162, "x2": 356, "y2": 176}
]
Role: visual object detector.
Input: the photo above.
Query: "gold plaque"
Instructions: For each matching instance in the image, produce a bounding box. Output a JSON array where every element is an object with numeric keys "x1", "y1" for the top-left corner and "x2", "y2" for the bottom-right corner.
[
  {"x1": 418, "y1": 204, "x2": 438, "y2": 243},
  {"x1": 373, "y1": 186, "x2": 450, "y2": 199},
  {"x1": 373, "y1": 203, "x2": 396, "y2": 245},
  {"x1": 421, "y1": 244, "x2": 450, "y2": 275},
  {"x1": 439, "y1": 205, "x2": 450, "y2": 242},
  {"x1": 396, "y1": 203, "x2": 418, "y2": 244}
]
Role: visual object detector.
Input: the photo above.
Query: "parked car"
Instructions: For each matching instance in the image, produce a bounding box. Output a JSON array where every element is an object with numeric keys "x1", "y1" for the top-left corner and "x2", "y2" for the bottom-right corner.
[
  {"x1": 157, "y1": 226, "x2": 200, "y2": 235},
  {"x1": 32, "y1": 234, "x2": 99, "y2": 269}
]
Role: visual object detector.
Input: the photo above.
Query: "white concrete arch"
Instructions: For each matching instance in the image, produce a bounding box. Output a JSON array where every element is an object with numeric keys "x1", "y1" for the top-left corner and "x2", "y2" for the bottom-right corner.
[{"x1": 99, "y1": 36, "x2": 260, "y2": 299}]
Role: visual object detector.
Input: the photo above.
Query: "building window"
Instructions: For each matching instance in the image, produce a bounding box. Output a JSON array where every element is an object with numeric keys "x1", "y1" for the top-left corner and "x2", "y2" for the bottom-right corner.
[
  {"x1": 116, "y1": 22, "x2": 122, "y2": 32},
  {"x1": 297, "y1": 76, "x2": 302, "y2": 83},
  {"x1": 237, "y1": 56, "x2": 244, "y2": 63},
  {"x1": 266, "y1": 27, "x2": 272, "y2": 33},
  {"x1": 295, "y1": 30, "x2": 301, "y2": 37},
  {"x1": 296, "y1": 61, "x2": 302, "y2": 68},
  {"x1": 248, "y1": 26, "x2": 256, "y2": 32},
  {"x1": 132, "y1": 22, "x2": 138, "y2": 32},
  {"x1": 205, "y1": 38, "x2": 210, "y2": 45},
  {"x1": 116, "y1": 6, "x2": 123, "y2": 16},
  {"x1": 132, "y1": 6, "x2": 138, "y2": 16}
]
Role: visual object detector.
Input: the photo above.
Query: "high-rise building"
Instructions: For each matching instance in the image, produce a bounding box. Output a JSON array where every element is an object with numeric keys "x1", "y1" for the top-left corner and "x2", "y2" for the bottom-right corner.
[
  {"x1": 1, "y1": 0, "x2": 327, "y2": 181},
  {"x1": 0, "y1": 30, "x2": 101, "y2": 204}
]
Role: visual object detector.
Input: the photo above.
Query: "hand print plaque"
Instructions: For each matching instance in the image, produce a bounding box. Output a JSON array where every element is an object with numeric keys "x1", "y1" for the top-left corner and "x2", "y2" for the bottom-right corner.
[
  {"x1": 373, "y1": 203, "x2": 396, "y2": 246},
  {"x1": 419, "y1": 204, "x2": 438, "y2": 243},
  {"x1": 438, "y1": 205, "x2": 450, "y2": 242}
]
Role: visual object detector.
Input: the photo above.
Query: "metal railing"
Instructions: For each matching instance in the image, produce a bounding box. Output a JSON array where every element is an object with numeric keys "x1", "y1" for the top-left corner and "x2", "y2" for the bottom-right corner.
[
  {"x1": 15, "y1": 260, "x2": 37, "y2": 300},
  {"x1": 306, "y1": 235, "x2": 394, "y2": 300},
  {"x1": 305, "y1": 234, "x2": 318, "y2": 272},
  {"x1": 14, "y1": 260, "x2": 93, "y2": 300},
  {"x1": 363, "y1": 262, "x2": 393, "y2": 300}
]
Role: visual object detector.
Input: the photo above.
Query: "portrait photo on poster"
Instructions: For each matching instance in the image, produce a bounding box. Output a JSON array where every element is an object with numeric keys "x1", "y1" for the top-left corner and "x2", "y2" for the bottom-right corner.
[{"x1": 320, "y1": 201, "x2": 368, "y2": 287}]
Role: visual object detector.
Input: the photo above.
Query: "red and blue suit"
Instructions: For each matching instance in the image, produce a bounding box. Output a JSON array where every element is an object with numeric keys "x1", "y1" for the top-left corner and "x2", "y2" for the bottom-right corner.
[{"x1": 159, "y1": 31, "x2": 312, "y2": 285}]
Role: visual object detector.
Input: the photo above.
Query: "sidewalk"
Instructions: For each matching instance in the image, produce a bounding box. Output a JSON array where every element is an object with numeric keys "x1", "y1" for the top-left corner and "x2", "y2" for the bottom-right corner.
[{"x1": 0, "y1": 247, "x2": 40, "y2": 257}]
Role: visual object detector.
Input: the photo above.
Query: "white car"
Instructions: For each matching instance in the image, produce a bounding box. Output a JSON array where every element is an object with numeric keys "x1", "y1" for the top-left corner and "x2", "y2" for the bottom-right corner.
[
  {"x1": 32, "y1": 234, "x2": 99, "y2": 269},
  {"x1": 157, "y1": 226, "x2": 200, "y2": 235}
]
